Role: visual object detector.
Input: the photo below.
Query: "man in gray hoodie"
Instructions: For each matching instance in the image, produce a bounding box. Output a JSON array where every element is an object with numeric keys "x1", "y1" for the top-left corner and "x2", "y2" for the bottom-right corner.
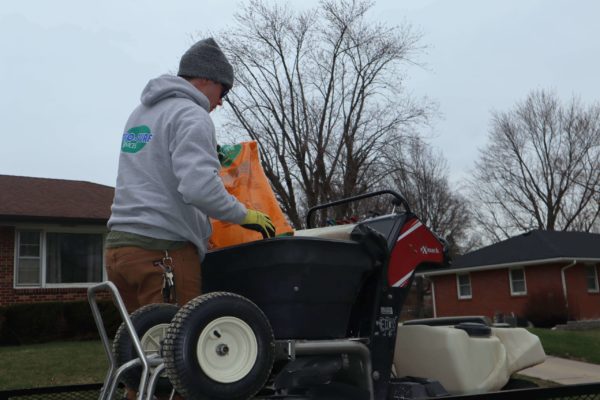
[{"x1": 105, "y1": 38, "x2": 275, "y2": 316}]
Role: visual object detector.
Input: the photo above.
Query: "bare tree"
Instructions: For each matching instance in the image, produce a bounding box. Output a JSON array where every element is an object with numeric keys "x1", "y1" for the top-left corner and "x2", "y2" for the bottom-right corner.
[
  {"x1": 386, "y1": 138, "x2": 477, "y2": 255},
  {"x1": 215, "y1": 0, "x2": 433, "y2": 228},
  {"x1": 470, "y1": 90, "x2": 600, "y2": 241}
]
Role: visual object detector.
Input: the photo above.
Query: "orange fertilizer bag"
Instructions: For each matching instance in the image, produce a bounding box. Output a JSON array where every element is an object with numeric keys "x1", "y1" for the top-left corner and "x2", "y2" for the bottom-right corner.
[{"x1": 209, "y1": 141, "x2": 293, "y2": 249}]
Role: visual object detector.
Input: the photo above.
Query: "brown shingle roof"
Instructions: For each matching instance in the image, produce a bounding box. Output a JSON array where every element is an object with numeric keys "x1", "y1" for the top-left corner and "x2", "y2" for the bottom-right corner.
[{"x1": 0, "y1": 175, "x2": 114, "y2": 222}]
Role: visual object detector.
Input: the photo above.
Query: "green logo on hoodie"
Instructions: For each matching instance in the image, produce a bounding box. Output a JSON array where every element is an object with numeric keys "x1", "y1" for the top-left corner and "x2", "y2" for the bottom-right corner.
[{"x1": 121, "y1": 125, "x2": 153, "y2": 153}]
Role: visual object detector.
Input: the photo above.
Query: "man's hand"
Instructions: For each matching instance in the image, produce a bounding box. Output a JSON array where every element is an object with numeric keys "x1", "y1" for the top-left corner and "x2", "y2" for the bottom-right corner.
[{"x1": 240, "y1": 209, "x2": 276, "y2": 239}]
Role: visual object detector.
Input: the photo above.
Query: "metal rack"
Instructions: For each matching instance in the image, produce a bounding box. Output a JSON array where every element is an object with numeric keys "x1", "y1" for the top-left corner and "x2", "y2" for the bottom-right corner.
[{"x1": 87, "y1": 281, "x2": 166, "y2": 400}]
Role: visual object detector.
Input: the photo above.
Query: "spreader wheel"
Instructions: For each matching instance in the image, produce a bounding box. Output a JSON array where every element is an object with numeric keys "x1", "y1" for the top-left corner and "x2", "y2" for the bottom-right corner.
[
  {"x1": 163, "y1": 292, "x2": 275, "y2": 400},
  {"x1": 113, "y1": 303, "x2": 179, "y2": 393}
]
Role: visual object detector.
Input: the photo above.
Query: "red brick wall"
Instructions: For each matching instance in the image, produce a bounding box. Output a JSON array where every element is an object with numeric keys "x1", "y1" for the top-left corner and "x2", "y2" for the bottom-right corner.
[
  {"x1": 430, "y1": 263, "x2": 599, "y2": 321},
  {"x1": 0, "y1": 226, "x2": 97, "y2": 306},
  {"x1": 0, "y1": 226, "x2": 16, "y2": 306},
  {"x1": 565, "y1": 264, "x2": 600, "y2": 320}
]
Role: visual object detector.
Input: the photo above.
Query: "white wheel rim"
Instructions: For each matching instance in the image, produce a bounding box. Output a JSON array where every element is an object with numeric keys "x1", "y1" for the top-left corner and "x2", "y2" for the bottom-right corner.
[
  {"x1": 140, "y1": 323, "x2": 170, "y2": 376},
  {"x1": 141, "y1": 323, "x2": 170, "y2": 355},
  {"x1": 197, "y1": 316, "x2": 258, "y2": 383}
]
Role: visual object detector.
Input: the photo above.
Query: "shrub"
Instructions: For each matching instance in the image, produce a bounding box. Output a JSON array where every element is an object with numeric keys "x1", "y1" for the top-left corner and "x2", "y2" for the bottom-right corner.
[
  {"x1": 2, "y1": 302, "x2": 66, "y2": 344},
  {"x1": 95, "y1": 301, "x2": 121, "y2": 339},
  {"x1": 63, "y1": 300, "x2": 98, "y2": 338},
  {"x1": 523, "y1": 290, "x2": 568, "y2": 328},
  {"x1": 0, "y1": 307, "x2": 6, "y2": 341},
  {"x1": 0, "y1": 301, "x2": 120, "y2": 345}
]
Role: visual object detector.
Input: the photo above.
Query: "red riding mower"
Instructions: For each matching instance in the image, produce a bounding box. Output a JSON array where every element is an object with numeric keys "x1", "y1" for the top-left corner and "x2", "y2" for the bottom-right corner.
[{"x1": 89, "y1": 190, "x2": 453, "y2": 400}]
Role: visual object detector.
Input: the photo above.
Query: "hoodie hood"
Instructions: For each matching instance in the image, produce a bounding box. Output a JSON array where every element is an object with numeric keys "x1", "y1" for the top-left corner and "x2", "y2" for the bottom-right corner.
[{"x1": 140, "y1": 75, "x2": 210, "y2": 111}]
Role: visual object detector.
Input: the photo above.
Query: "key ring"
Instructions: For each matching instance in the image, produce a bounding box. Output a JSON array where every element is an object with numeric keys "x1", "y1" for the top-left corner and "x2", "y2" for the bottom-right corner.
[{"x1": 162, "y1": 250, "x2": 174, "y2": 268}]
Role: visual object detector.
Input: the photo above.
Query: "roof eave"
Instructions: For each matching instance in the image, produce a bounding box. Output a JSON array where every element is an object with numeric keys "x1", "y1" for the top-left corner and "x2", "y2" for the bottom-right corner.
[
  {"x1": 0, "y1": 215, "x2": 109, "y2": 226},
  {"x1": 418, "y1": 257, "x2": 600, "y2": 277}
]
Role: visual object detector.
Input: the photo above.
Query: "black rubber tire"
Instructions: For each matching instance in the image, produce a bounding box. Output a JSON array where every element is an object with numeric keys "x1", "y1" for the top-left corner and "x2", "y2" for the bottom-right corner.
[
  {"x1": 163, "y1": 292, "x2": 275, "y2": 400},
  {"x1": 113, "y1": 303, "x2": 179, "y2": 393}
]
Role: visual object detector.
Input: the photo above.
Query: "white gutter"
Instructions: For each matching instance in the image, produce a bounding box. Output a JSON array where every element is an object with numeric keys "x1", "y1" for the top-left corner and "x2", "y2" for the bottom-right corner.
[
  {"x1": 418, "y1": 257, "x2": 600, "y2": 277},
  {"x1": 561, "y1": 260, "x2": 577, "y2": 308},
  {"x1": 431, "y1": 280, "x2": 437, "y2": 318}
]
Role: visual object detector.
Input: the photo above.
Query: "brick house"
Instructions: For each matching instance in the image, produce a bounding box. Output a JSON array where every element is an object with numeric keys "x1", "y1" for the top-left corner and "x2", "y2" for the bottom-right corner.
[
  {"x1": 0, "y1": 175, "x2": 114, "y2": 306},
  {"x1": 418, "y1": 230, "x2": 600, "y2": 322}
]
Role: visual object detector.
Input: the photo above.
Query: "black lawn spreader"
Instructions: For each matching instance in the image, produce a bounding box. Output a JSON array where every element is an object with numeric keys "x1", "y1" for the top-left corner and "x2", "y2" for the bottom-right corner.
[{"x1": 88, "y1": 190, "x2": 567, "y2": 400}]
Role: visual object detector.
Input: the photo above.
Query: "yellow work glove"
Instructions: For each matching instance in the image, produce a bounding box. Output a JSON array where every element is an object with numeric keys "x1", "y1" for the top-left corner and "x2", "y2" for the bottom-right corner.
[{"x1": 240, "y1": 209, "x2": 276, "y2": 239}]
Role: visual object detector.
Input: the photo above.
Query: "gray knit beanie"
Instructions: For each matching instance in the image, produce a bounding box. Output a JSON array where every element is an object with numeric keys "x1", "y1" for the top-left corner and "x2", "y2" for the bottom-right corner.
[{"x1": 177, "y1": 38, "x2": 234, "y2": 90}]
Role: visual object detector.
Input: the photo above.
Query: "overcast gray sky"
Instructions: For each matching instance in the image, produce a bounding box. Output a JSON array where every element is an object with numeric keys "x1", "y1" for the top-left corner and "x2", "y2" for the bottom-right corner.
[{"x1": 1, "y1": 0, "x2": 598, "y2": 187}]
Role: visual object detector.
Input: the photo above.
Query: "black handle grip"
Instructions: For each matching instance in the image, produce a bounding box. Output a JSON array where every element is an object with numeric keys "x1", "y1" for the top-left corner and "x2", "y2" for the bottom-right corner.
[{"x1": 305, "y1": 190, "x2": 410, "y2": 228}]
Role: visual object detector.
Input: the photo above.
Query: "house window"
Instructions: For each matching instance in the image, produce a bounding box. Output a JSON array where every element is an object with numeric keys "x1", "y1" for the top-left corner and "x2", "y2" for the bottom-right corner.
[
  {"x1": 509, "y1": 268, "x2": 527, "y2": 296},
  {"x1": 46, "y1": 233, "x2": 104, "y2": 284},
  {"x1": 456, "y1": 273, "x2": 472, "y2": 299},
  {"x1": 16, "y1": 231, "x2": 42, "y2": 285},
  {"x1": 15, "y1": 229, "x2": 104, "y2": 287},
  {"x1": 586, "y1": 265, "x2": 599, "y2": 293}
]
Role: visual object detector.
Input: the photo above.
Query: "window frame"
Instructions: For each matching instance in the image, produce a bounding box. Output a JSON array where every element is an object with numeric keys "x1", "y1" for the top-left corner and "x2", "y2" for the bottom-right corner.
[
  {"x1": 585, "y1": 265, "x2": 599, "y2": 293},
  {"x1": 15, "y1": 230, "x2": 43, "y2": 286},
  {"x1": 14, "y1": 224, "x2": 107, "y2": 289},
  {"x1": 509, "y1": 267, "x2": 527, "y2": 296},
  {"x1": 456, "y1": 273, "x2": 472, "y2": 300}
]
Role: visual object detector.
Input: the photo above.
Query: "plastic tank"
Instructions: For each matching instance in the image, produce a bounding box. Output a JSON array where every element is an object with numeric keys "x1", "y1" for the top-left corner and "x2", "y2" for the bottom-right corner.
[{"x1": 393, "y1": 325, "x2": 545, "y2": 394}]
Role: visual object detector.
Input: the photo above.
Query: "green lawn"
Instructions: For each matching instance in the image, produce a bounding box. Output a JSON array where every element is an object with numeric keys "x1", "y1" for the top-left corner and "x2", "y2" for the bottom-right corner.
[
  {"x1": 529, "y1": 328, "x2": 600, "y2": 364},
  {"x1": 0, "y1": 340, "x2": 108, "y2": 390}
]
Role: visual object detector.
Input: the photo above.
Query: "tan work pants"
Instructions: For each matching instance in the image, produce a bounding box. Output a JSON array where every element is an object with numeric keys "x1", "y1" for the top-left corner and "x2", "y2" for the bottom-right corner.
[
  {"x1": 105, "y1": 243, "x2": 202, "y2": 313},
  {"x1": 105, "y1": 244, "x2": 201, "y2": 399}
]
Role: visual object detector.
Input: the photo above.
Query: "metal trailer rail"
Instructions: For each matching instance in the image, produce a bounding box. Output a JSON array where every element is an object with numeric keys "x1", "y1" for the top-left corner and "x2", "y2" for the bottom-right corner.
[
  {"x1": 88, "y1": 281, "x2": 167, "y2": 400},
  {"x1": 442, "y1": 383, "x2": 600, "y2": 400},
  {"x1": 2, "y1": 381, "x2": 600, "y2": 400},
  {"x1": 0, "y1": 384, "x2": 107, "y2": 400}
]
